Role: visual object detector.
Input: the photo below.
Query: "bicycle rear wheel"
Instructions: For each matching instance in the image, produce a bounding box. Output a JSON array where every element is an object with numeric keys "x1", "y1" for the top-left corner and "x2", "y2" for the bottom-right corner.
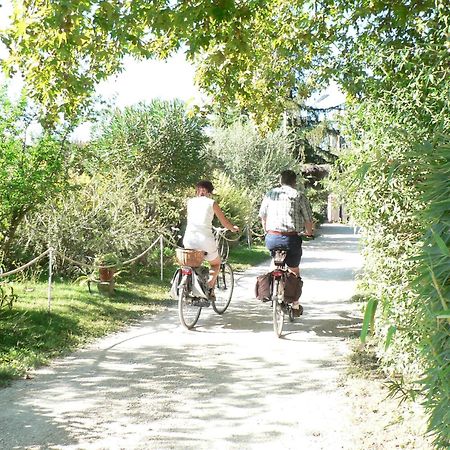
[
  {"x1": 273, "y1": 279, "x2": 284, "y2": 337},
  {"x1": 178, "y1": 283, "x2": 202, "y2": 329},
  {"x1": 212, "y1": 263, "x2": 234, "y2": 314}
]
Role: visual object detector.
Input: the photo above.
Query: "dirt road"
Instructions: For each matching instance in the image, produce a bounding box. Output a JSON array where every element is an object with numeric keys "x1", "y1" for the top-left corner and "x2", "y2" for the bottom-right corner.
[{"x1": 0, "y1": 224, "x2": 366, "y2": 449}]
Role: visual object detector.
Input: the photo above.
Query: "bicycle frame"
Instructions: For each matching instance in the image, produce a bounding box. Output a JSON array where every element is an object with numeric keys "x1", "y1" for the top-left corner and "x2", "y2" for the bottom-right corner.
[
  {"x1": 179, "y1": 267, "x2": 192, "y2": 288},
  {"x1": 173, "y1": 225, "x2": 235, "y2": 327},
  {"x1": 180, "y1": 265, "x2": 209, "y2": 295},
  {"x1": 212, "y1": 226, "x2": 230, "y2": 262},
  {"x1": 270, "y1": 249, "x2": 296, "y2": 336},
  {"x1": 176, "y1": 264, "x2": 211, "y2": 329}
]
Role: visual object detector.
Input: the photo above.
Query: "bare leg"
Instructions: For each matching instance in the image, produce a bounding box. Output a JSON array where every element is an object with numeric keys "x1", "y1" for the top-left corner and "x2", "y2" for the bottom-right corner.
[{"x1": 208, "y1": 256, "x2": 221, "y2": 289}]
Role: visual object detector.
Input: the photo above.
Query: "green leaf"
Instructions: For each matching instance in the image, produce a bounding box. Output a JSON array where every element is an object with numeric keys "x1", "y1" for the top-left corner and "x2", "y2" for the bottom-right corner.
[
  {"x1": 435, "y1": 313, "x2": 450, "y2": 321},
  {"x1": 431, "y1": 229, "x2": 450, "y2": 257},
  {"x1": 350, "y1": 161, "x2": 372, "y2": 188},
  {"x1": 360, "y1": 298, "x2": 378, "y2": 343},
  {"x1": 387, "y1": 160, "x2": 401, "y2": 182},
  {"x1": 384, "y1": 325, "x2": 396, "y2": 350}
]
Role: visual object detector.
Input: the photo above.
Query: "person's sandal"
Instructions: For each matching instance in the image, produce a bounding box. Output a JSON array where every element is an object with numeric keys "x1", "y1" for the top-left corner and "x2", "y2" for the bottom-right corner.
[
  {"x1": 292, "y1": 304, "x2": 303, "y2": 317},
  {"x1": 208, "y1": 288, "x2": 216, "y2": 302}
]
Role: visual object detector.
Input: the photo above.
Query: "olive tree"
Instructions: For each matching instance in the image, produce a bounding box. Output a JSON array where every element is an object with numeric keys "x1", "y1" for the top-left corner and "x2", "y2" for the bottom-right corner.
[{"x1": 91, "y1": 99, "x2": 208, "y2": 227}]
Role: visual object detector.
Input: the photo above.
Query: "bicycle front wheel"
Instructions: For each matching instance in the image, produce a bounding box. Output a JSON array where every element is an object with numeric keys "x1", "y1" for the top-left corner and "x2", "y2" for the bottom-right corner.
[
  {"x1": 273, "y1": 279, "x2": 284, "y2": 337},
  {"x1": 217, "y1": 234, "x2": 230, "y2": 261},
  {"x1": 178, "y1": 284, "x2": 202, "y2": 330},
  {"x1": 212, "y1": 263, "x2": 234, "y2": 314}
]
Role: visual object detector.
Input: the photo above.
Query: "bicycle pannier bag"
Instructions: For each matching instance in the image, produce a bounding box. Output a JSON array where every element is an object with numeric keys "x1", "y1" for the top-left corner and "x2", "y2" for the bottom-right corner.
[
  {"x1": 255, "y1": 272, "x2": 272, "y2": 302},
  {"x1": 169, "y1": 268, "x2": 182, "y2": 300},
  {"x1": 283, "y1": 274, "x2": 303, "y2": 303}
]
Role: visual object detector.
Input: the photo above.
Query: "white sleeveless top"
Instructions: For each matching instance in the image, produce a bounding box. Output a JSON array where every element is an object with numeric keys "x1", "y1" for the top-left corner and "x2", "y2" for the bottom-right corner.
[{"x1": 185, "y1": 196, "x2": 215, "y2": 232}]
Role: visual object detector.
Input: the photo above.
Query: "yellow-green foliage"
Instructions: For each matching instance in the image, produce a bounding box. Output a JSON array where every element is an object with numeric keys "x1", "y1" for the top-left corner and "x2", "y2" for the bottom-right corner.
[
  {"x1": 212, "y1": 170, "x2": 254, "y2": 229},
  {"x1": 335, "y1": 67, "x2": 449, "y2": 449}
]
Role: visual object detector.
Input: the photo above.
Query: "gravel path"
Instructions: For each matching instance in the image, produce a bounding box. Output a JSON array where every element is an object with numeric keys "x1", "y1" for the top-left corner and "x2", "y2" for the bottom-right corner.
[{"x1": 0, "y1": 224, "x2": 364, "y2": 450}]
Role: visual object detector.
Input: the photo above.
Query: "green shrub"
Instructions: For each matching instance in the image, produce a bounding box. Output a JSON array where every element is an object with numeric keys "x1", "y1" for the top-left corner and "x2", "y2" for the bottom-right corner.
[
  {"x1": 91, "y1": 99, "x2": 208, "y2": 227},
  {"x1": 334, "y1": 37, "x2": 449, "y2": 446},
  {"x1": 95, "y1": 99, "x2": 207, "y2": 187},
  {"x1": 206, "y1": 121, "x2": 307, "y2": 230},
  {"x1": 336, "y1": 101, "x2": 425, "y2": 371},
  {"x1": 412, "y1": 136, "x2": 450, "y2": 447},
  {"x1": 212, "y1": 170, "x2": 254, "y2": 229},
  {"x1": 16, "y1": 171, "x2": 160, "y2": 274},
  {"x1": 206, "y1": 121, "x2": 300, "y2": 198}
]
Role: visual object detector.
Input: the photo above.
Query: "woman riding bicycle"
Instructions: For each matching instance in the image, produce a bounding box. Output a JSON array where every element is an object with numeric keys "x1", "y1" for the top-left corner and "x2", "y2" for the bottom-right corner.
[
  {"x1": 183, "y1": 180, "x2": 239, "y2": 300},
  {"x1": 258, "y1": 170, "x2": 314, "y2": 316}
]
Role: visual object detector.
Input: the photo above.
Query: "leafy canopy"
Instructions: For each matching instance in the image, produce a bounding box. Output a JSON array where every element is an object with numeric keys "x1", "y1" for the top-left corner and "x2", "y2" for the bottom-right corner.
[
  {"x1": 0, "y1": 86, "x2": 70, "y2": 258},
  {"x1": 2, "y1": 1, "x2": 446, "y2": 125}
]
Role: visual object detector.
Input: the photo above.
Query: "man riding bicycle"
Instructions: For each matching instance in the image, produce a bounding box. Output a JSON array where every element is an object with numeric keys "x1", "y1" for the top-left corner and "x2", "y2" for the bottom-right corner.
[{"x1": 258, "y1": 170, "x2": 314, "y2": 316}]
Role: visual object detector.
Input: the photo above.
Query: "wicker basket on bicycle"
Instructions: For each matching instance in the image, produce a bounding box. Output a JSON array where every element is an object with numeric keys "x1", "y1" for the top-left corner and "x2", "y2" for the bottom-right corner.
[{"x1": 175, "y1": 248, "x2": 204, "y2": 267}]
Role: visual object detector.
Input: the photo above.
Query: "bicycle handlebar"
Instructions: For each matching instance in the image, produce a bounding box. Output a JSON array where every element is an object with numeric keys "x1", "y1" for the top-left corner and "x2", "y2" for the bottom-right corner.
[{"x1": 212, "y1": 226, "x2": 228, "y2": 233}]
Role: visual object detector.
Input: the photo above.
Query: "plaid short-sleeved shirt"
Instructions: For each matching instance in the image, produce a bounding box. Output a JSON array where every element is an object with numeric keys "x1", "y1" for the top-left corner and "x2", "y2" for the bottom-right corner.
[{"x1": 258, "y1": 185, "x2": 313, "y2": 233}]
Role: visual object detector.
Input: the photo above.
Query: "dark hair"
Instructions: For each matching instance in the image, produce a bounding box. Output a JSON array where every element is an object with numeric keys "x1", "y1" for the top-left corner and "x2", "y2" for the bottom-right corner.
[
  {"x1": 280, "y1": 170, "x2": 297, "y2": 186},
  {"x1": 196, "y1": 180, "x2": 214, "y2": 193}
]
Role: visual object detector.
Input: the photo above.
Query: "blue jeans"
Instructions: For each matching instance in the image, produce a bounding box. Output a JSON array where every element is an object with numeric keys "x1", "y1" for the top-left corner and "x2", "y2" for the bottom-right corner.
[{"x1": 265, "y1": 234, "x2": 303, "y2": 268}]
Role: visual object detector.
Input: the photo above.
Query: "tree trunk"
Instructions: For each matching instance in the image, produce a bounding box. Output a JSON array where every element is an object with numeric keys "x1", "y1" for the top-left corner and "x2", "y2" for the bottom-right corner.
[{"x1": 1, "y1": 208, "x2": 28, "y2": 260}]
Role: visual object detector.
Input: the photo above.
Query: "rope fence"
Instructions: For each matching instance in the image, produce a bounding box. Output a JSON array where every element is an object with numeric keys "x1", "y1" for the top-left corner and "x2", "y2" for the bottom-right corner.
[
  {"x1": 241, "y1": 224, "x2": 265, "y2": 248},
  {"x1": 122, "y1": 236, "x2": 162, "y2": 266},
  {"x1": 0, "y1": 249, "x2": 51, "y2": 278},
  {"x1": 0, "y1": 235, "x2": 167, "y2": 313},
  {"x1": 0, "y1": 226, "x2": 263, "y2": 312}
]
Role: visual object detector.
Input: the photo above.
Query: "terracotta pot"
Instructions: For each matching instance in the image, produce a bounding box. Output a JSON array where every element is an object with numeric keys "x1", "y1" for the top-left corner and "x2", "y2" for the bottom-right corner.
[{"x1": 98, "y1": 267, "x2": 116, "y2": 282}]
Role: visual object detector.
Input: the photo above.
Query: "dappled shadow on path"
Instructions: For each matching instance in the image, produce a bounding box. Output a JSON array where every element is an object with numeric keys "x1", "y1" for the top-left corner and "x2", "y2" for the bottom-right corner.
[
  {"x1": 0, "y1": 224, "x2": 362, "y2": 449},
  {"x1": 2, "y1": 332, "x2": 341, "y2": 448},
  {"x1": 198, "y1": 278, "x2": 362, "y2": 341}
]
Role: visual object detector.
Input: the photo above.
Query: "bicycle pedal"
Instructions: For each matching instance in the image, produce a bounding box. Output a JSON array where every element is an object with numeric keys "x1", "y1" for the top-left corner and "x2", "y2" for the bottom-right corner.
[{"x1": 191, "y1": 298, "x2": 210, "y2": 307}]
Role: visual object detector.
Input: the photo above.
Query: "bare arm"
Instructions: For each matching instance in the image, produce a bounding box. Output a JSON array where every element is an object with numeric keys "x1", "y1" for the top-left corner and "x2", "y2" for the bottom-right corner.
[
  {"x1": 259, "y1": 195, "x2": 268, "y2": 233},
  {"x1": 304, "y1": 221, "x2": 314, "y2": 236},
  {"x1": 213, "y1": 202, "x2": 240, "y2": 232},
  {"x1": 300, "y1": 195, "x2": 314, "y2": 236}
]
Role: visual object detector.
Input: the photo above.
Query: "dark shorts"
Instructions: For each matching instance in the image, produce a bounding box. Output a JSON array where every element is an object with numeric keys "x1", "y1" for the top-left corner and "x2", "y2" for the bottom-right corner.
[{"x1": 265, "y1": 234, "x2": 303, "y2": 268}]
